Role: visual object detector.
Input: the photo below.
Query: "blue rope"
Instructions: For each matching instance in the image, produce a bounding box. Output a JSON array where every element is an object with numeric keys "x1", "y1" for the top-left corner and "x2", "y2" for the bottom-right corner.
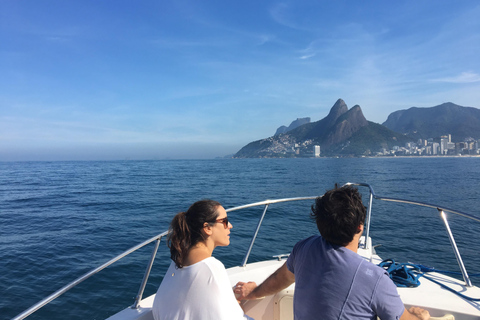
[
  {"x1": 421, "y1": 274, "x2": 480, "y2": 302},
  {"x1": 378, "y1": 259, "x2": 480, "y2": 302},
  {"x1": 415, "y1": 264, "x2": 480, "y2": 277},
  {"x1": 378, "y1": 259, "x2": 423, "y2": 287}
]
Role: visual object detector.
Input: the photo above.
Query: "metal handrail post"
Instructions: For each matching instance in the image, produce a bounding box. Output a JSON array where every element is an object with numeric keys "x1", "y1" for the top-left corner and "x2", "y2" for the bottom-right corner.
[
  {"x1": 364, "y1": 191, "x2": 373, "y2": 249},
  {"x1": 241, "y1": 204, "x2": 269, "y2": 267},
  {"x1": 132, "y1": 236, "x2": 162, "y2": 309},
  {"x1": 439, "y1": 209, "x2": 472, "y2": 287},
  {"x1": 344, "y1": 182, "x2": 375, "y2": 250}
]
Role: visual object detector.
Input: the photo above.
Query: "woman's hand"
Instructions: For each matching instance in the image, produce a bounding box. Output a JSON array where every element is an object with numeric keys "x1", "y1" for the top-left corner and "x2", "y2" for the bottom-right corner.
[{"x1": 234, "y1": 281, "x2": 257, "y2": 300}]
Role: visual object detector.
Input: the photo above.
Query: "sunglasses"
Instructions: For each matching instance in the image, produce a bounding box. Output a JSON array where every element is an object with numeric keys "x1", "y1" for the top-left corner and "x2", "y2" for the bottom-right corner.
[{"x1": 209, "y1": 217, "x2": 229, "y2": 229}]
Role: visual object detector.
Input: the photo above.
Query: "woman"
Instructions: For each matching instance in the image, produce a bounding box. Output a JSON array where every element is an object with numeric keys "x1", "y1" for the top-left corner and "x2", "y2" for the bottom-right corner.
[{"x1": 152, "y1": 200, "x2": 253, "y2": 320}]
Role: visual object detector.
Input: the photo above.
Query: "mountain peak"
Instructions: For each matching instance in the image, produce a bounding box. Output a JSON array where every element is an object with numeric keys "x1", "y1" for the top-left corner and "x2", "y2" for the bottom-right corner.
[
  {"x1": 274, "y1": 117, "x2": 311, "y2": 136},
  {"x1": 348, "y1": 105, "x2": 367, "y2": 123},
  {"x1": 333, "y1": 98, "x2": 347, "y2": 108},
  {"x1": 324, "y1": 104, "x2": 367, "y2": 146},
  {"x1": 325, "y1": 99, "x2": 348, "y2": 122}
]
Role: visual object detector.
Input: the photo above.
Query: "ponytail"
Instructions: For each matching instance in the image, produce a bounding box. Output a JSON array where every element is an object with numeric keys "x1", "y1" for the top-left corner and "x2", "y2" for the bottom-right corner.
[
  {"x1": 168, "y1": 200, "x2": 221, "y2": 268},
  {"x1": 168, "y1": 211, "x2": 190, "y2": 268}
]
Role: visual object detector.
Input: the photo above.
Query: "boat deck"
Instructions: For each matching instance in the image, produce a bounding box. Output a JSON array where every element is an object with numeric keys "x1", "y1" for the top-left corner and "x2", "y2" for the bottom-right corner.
[{"x1": 110, "y1": 255, "x2": 480, "y2": 320}]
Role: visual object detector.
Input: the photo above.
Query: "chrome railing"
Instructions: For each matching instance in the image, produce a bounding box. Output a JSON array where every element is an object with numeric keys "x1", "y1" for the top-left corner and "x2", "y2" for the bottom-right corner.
[
  {"x1": 12, "y1": 183, "x2": 480, "y2": 319},
  {"x1": 346, "y1": 182, "x2": 480, "y2": 287},
  {"x1": 223, "y1": 196, "x2": 317, "y2": 267},
  {"x1": 12, "y1": 231, "x2": 169, "y2": 320}
]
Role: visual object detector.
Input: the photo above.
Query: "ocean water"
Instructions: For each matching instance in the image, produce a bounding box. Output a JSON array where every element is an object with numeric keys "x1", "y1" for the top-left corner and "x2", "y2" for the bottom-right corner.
[{"x1": 1, "y1": 158, "x2": 480, "y2": 320}]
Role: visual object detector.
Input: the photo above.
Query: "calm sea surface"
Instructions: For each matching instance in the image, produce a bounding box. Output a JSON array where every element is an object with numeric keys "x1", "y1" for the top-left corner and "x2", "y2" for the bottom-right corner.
[{"x1": 1, "y1": 158, "x2": 480, "y2": 320}]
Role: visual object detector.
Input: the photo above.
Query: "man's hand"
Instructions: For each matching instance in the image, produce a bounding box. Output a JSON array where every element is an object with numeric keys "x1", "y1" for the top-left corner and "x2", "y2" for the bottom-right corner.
[
  {"x1": 233, "y1": 262, "x2": 295, "y2": 302},
  {"x1": 234, "y1": 281, "x2": 258, "y2": 300},
  {"x1": 408, "y1": 307, "x2": 430, "y2": 320},
  {"x1": 400, "y1": 306, "x2": 430, "y2": 320}
]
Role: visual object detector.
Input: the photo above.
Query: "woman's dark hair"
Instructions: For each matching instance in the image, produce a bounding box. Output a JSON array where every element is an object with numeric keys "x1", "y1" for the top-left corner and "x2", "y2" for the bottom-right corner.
[
  {"x1": 168, "y1": 199, "x2": 221, "y2": 268},
  {"x1": 311, "y1": 185, "x2": 366, "y2": 246}
]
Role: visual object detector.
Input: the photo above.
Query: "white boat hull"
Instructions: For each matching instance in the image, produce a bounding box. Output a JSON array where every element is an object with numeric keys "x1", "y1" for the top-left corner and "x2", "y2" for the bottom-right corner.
[{"x1": 108, "y1": 237, "x2": 480, "y2": 320}]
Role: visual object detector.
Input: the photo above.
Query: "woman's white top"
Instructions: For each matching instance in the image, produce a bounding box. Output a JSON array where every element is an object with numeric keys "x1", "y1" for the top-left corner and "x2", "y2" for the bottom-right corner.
[{"x1": 152, "y1": 257, "x2": 253, "y2": 320}]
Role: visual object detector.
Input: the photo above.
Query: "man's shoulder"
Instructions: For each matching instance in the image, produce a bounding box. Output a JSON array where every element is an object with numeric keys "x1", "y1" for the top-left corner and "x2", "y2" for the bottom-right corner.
[
  {"x1": 297, "y1": 235, "x2": 321, "y2": 245},
  {"x1": 291, "y1": 235, "x2": 332, "y2": 257}
]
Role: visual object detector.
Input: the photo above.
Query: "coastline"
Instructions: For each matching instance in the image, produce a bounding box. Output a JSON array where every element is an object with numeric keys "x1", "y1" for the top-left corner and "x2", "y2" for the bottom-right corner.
[{"x1": 366, "y1": 154, "x2": 480, "y2": 159}]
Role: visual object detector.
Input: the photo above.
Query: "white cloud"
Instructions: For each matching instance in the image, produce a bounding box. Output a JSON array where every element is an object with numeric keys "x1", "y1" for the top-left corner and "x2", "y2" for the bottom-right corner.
[
  {"x1": 269, "y1": 3, "x2": 297, "y2": 30},
  {"x1": 299, "y1": 53, "x2": 316, "y2": 60},
  {"x1": 432, "y1": 72, "x2": 480, "y2": 84}
]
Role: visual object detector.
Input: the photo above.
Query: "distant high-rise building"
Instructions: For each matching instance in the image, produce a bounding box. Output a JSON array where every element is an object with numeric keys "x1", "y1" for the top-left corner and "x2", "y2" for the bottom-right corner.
[
  {"x1": 440, "y1": 136, "x2": 449, "y2": 155},
  {"x1": 432, "y1": 142, "x2": 439, "y2": 155},
  {"x1": 314, "y1": 145, "x2": 321, "y2": 157}
]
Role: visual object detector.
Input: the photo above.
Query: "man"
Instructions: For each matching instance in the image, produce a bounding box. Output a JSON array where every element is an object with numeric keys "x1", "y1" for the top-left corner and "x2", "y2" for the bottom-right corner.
[{"x1": 234, "y1": 185, "x2": 430, "y2": 320}]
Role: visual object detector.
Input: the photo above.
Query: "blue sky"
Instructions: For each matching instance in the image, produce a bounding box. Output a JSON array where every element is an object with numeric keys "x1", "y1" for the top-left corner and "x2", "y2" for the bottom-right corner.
[{"x1": 1, "y1": 0, "x2": 480, "y2": 160}]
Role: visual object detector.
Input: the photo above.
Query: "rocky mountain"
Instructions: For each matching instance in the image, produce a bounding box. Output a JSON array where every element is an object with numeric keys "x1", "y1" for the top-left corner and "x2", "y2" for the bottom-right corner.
[
  {"x1": 234, "y1": 99, "x2": 411, "y2": 158},
  {"x1": 274, "y1": 117, "x2": 311, "y2": 136},
  {"x1": 287, "y1": 99, "x2": 369, "y2": 145},
  {"x1": 383, "y1": 102, "x2": 480, "y2": 141}
]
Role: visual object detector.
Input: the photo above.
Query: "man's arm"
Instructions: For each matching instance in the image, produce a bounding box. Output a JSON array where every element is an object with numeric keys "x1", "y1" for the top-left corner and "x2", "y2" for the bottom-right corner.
[
  {"x1": 399, "y1": 307, "x2": 430, "y2": 320},
  {"x1": 234, "y1": 262, "x2": 295, "y2": 300}
]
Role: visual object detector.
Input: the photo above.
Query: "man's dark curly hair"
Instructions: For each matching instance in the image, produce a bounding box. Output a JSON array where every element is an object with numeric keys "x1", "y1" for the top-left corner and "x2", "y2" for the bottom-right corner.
[{"x1": 311, "y1": 185, "x2": 366, "y2": 246}]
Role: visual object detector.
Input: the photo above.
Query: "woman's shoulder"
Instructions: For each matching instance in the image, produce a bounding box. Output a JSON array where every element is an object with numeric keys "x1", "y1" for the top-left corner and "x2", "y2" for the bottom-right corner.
[
  {"x1": 201, "y1": 257, "x2": 231, "y2": 284},
  {"x1": 180, "y1": 256, "x2": 226, "y2": 274},
  {"x1": 202, "y1": 256, "x2": 226, "y2": 270}
]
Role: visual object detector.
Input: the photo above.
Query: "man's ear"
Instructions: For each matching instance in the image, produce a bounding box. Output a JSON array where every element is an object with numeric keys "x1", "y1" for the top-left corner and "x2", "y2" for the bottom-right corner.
[{"x1": 357, "y1": 224, "x2": 364, "y2": 234}]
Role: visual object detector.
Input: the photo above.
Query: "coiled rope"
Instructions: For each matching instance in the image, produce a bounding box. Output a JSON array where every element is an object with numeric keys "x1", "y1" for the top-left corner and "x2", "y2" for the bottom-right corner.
[{"x1": 378, "y1": 259, "x2": 480, "y2": 302}]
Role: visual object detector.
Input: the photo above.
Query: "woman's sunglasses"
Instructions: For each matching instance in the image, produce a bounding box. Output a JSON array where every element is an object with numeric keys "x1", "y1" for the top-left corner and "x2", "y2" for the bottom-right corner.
[{"x1": 208, "y1": 217, "x2": 229, "y2": 229}]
